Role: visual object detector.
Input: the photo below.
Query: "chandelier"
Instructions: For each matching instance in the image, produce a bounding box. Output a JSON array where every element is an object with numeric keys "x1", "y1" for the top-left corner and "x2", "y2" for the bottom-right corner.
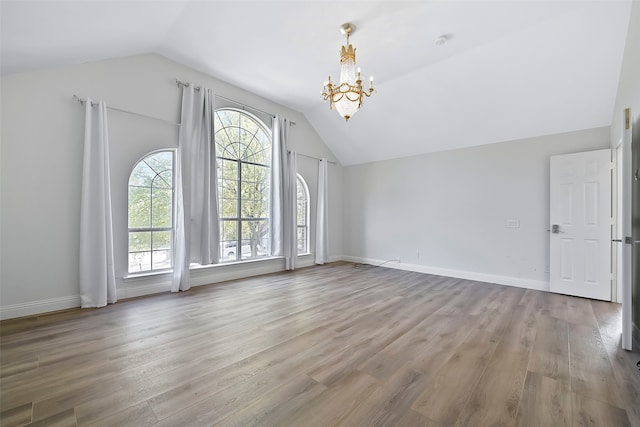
[{"x1": 321, "y1": 23, "x2": 375, "y2": 121}]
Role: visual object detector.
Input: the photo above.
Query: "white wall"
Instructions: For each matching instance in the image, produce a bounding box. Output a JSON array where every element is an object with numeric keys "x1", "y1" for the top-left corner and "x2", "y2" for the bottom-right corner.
[
  {"x1": 0, "y1": 53, "x2": 342, "y2": 319},
  {"x1": 342, "y1": 127, "x2": 610, "y2": 290}
]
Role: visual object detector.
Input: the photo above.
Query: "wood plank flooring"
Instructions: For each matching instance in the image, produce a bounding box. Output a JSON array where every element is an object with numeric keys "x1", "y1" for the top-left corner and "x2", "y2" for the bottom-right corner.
[{"x1": 1, "y1": 262, "x2": 639, "y2": 426}]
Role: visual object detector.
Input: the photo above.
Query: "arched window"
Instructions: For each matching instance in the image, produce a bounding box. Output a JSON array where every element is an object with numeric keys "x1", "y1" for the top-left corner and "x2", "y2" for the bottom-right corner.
[
  {"x1": 215, "y1": 108, "x2": 271, "y2": 262},
  {"x1": 297, "y1": 174, "x2": 310, "y2": 254},
  {"x1": 127, "y1": 151, "x2": 174, "y2": 273}
]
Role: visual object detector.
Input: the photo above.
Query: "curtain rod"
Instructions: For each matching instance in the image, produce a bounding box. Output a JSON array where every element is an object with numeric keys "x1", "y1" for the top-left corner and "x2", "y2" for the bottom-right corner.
[
  {"x1": 175, "y1": 78, "x2": 276, "y2": 119},
  {"x1": 289, "y1": 150, "x2": 337, "y2": 165},
  {"x1": 72, "y1": 95, "x2": 180, "y2": 127}
]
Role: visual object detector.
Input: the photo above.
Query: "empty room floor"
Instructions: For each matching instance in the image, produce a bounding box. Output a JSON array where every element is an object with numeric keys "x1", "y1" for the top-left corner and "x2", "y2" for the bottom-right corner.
[{"x1": 1, "y1": 262, "x2": 639, "y2": 426}]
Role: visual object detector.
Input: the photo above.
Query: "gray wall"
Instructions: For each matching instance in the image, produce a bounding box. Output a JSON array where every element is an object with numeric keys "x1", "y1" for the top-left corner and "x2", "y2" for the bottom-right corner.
[
  {"x1": 0, "y1": 53, "x2": 343, "y2": 318},
  {"x1": 611, "y1": 0, "x2": 640, "y2": 342},
  {"x1": 342, "y1": 127, "x2": 610, "y2": 289}
]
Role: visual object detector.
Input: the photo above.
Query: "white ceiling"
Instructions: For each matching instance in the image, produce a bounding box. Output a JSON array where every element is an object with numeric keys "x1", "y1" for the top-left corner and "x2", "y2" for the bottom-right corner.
[{"x1": 1, "y1": 1, "x2": 632, "y2": 165}]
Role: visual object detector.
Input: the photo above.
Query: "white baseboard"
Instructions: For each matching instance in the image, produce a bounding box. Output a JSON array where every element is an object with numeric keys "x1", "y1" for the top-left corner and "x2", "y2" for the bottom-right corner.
[
  {"x1": 0, "y1": 256, "x2": 322, "y2": 320},
  {"x1": 1, "y1": 255, "x2": 548, "y2": 321},
  {"x1": 329, "y1": 255, "x2": 343, "y2": 263},
  {"x1": 341, "y1": 256, "x2": 549, "y2": 292},
  {"x1": 0, "y1": 295, "x2": 81, "y2": 320}
]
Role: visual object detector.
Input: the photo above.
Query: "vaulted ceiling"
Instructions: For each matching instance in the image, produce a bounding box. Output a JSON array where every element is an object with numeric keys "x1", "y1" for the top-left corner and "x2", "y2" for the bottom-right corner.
[{"x1": 1, "y1": 1, "x2": 632, "y2": 165}]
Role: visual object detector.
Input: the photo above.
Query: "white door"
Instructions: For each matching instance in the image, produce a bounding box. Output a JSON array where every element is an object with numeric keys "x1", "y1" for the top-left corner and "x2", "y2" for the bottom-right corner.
[{"x1": 550, "y1": 149, "x2": 612, "y2": 301}]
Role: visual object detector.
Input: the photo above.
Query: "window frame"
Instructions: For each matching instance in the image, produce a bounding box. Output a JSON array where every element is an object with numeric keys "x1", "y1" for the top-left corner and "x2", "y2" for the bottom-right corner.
[
  {"x1": 296, "y1": 174, "x2": 310, "y2": 254},
  {"x1": 127, "y1": 149, "x2": 175, "y2": 274},
  {"x1": 214, "y1": 108, "x2": 272, "y2": 263}
]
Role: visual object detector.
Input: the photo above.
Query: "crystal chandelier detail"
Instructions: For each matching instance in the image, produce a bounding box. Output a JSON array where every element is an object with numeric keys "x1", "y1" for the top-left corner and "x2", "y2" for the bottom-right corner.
[{"x1": 321, "y1": 23, "x2": 375, "y2": 121}]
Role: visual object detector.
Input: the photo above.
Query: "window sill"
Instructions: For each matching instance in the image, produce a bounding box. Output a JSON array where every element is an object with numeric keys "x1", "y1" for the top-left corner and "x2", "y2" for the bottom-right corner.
[
  {"x1": 191, "y1": 255, "x2": 283, "y2": 270},
  {"x1": 123, "y1": 269, "x2": 172, "y2": 281},
  {"x1": 122, "y1": 255, "x2": 291, "y2": 282}
]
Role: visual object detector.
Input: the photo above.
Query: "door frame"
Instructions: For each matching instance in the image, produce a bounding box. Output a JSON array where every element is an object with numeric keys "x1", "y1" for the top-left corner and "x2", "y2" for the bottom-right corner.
[{"x1": 615, "y1": 108, "x2": 633, "y2": 351}]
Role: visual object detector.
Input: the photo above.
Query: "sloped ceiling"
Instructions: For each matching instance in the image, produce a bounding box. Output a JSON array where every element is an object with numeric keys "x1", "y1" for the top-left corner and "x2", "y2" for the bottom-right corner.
[{"x1": 1, "y1": 0, "x2": 632, "y2": 165}]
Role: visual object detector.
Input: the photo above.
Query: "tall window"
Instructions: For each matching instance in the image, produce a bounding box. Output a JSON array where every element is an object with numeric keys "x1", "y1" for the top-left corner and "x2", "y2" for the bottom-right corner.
[
  {"x1": 297, "y1": 174, "x2": 310, "y2": 254},
  {"x1": 127, "y1": 151, "x2": 174, "y2": 273},
  {"x1": 215, "y1": 109, "x2": 271, "y2": 262}
]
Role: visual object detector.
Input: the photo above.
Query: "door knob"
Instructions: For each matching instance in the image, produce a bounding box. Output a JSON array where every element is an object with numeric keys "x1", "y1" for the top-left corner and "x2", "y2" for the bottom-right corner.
[
  {"x1": 616, "y1": 237, "x2": 636, "y2": 244},
  {"x1": 551, "y1": 224, "x2": 560, "y2": 234}
]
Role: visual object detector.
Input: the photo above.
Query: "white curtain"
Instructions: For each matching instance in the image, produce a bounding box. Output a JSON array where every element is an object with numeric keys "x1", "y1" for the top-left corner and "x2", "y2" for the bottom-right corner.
[
  {"x1": 79, "y1": 99, "x2": 117, "y2": 307},
  {"x1": 172, "y1": 85, "x2": 220, "y2": 292},
  {"x1": 315, "y1": 158, "x2": 329, "y2": 264},
  {"x1": 270, "y1": 115, "x2": 286, "y2": 256},
  {"x1": 283, "y1": 150, "x2": 298, "y2": 270}
]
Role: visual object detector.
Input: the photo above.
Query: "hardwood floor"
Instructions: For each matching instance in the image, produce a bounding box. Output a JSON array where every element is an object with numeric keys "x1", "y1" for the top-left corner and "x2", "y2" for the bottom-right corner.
[{"x1": 1, "y1": 262, "x2": 638, "y2": 426}]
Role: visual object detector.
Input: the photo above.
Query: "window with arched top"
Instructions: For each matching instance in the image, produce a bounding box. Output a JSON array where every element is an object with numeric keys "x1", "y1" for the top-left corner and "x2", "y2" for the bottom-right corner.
[
  {"x1": 297, "y1": 174, "x2": 310, "y2": 254},
  {"x1": 127, "y1": 150, "x2": 174, "y2": 273},
  {"x1": 215, "y1": 108, "x2": 272, "y2": 262}
]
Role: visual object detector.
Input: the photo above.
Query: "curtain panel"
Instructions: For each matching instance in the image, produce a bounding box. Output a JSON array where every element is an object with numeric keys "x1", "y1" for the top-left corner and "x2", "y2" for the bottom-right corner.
[
  {"x1": 270, "y1": 116, "x2": 286, "y2": 256},
  {"x1": 270, "y1": 116, "x2": 298, "y2": 269},
  {"x1": 315, "y1": 158, "x2": 329, "y2": 264},
  {"x1": 172, "y1": 85, "x2": 220, "y2": 292},
  {"x1": 79, "y1": 99, "x2": 117, "y2": 307},
  {"x1": 283, "y1": 150, "x2": 298, "y2": 270}
]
